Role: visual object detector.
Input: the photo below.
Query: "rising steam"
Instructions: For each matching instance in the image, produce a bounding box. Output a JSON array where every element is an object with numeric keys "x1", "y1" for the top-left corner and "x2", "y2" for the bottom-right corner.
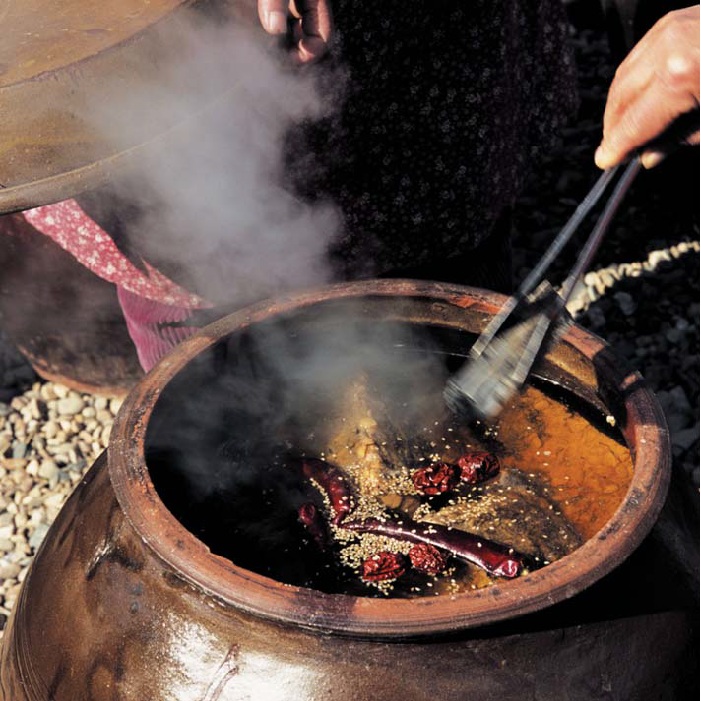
[
  {"x1": 84, "y1": 7, "x2": 344, "y2": 307},
  {"x1": 84, "y1": 10, "x2": 450, "y2": 519}
]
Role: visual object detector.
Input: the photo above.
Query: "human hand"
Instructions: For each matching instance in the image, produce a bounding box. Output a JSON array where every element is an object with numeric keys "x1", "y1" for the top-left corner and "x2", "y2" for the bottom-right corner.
[
  {"x1": 595, "y1": 5, "x2": 700, "y2": 169},
  {"x1": 258, "y1": 0, "x2": 333, "y2": 64}
]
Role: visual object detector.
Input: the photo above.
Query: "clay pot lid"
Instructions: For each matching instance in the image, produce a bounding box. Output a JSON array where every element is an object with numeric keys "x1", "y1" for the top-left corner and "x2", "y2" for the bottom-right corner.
[
  {"x1": 0, "y1": 0, "x2": 260, "y2": 214},
  {"x1": 109, "y1": 280, "x2": 672, "y2": 638}
]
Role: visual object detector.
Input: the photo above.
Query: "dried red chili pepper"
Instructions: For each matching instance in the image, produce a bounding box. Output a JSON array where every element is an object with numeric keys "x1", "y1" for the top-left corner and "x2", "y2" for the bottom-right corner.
[
  {"x1": 344, "y1": 516, "x2": 530, "y2": 578},
  {"x1": 361, "y1": 551, "x2": 407, "y2": 582},
  {"x1": 412, "y1": 462, "x2": 461, "y2": 495},
  {"x1": 297, "y1": 502, "x2": 328, "y2": 551},
  {"x1": 457, "y1": 451, "x2": 500, "y2": 484},
  {"x1": 408, "y1": 543, "x2": 448, "y2": 576},
  {"x1": 300, "y1": 458, "x2": 353, "y2": 525}
]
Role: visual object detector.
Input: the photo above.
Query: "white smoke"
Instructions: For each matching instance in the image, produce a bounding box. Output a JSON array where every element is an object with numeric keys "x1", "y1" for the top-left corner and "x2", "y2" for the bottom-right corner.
[{"x1": 84, "y1": 8, "x2": 343, "y2": 306}]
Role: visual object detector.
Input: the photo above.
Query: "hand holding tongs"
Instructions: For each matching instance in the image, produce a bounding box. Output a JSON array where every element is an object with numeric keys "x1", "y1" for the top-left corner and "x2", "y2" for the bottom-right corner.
[{"x1": 444, "y1": 157, "x2": 642, "y2": 421}]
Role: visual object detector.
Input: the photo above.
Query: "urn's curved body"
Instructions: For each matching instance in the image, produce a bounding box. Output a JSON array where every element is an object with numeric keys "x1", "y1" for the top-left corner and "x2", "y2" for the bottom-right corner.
[{"x1": 0, "y1": 281, "x2": 694, "y2": 700}]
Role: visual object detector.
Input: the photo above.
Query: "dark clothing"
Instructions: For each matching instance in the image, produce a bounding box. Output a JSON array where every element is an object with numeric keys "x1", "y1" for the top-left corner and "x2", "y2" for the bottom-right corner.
[{"x1": 287, "y1": 0, "x2": 578, "y2": 287}]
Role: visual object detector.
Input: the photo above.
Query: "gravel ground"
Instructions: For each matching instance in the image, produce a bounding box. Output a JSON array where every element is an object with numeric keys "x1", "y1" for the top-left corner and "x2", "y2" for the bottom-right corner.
[
  {"x1": 0, "y1": 15, "x2": 698, "y2": 638},
  {"x1": 0, "y1": 384, "x2": 122, "y2": 626}
]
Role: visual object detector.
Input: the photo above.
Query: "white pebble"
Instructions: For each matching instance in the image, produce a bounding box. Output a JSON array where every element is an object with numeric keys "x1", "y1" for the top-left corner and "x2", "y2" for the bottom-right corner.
[
  {"x1": 96, "y1": 410, "x2": 112, "y2": 424},
  {"x1": 37, "y1": 460, "x2": 59, "y2": 481},
  {"x1": 57, "y1": 396, "x2": 85, "y2": 416},
  {"x1": 39, "y1": 385, "x2": 58, "y2": 401},
  {"x1": 28, "y1": 523, "x2": 50, "y2": 551},
  {"x1": 0, "y1": 561, "x2": 21, "y2": 579}
]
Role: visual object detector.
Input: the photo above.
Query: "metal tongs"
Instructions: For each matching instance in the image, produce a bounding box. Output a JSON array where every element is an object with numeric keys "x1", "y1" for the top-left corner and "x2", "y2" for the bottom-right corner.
[{"x1": 445, "y1": 157, "x2": 642, "y2": 421}]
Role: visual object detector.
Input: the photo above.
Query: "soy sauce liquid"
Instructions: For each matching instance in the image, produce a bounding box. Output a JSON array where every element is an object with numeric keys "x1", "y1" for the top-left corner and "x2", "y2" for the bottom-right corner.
[
  {"x1": 300, "y1": 380, "x2": 634, "y2": 597},
  {"x1": 147, "y1": 323, "x2": 634, "y2": 598}
]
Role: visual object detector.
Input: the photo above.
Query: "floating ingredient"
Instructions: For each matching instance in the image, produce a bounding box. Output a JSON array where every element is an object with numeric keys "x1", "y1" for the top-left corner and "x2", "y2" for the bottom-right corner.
[{"x1": 343, "y1": 516, "x2": 531, "y2": 579}]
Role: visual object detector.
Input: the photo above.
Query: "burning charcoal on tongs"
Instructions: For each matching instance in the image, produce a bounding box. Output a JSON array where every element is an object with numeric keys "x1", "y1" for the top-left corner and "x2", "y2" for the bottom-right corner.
[{"x1": 445, "y1": 157, "x2": 642, "y2": 421}]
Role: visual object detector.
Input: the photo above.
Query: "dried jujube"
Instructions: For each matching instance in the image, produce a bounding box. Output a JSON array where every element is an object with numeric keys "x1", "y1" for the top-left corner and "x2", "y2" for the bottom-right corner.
[
  {"x1": 457, "y1": 451, "x2": 500, "y2": 484},
  {"x1": 361, "y1": 551, "x2": 407, "y2": 582},
  {"x1": 412, "y1": 462, "x2": 461, "y2": 495},
  {"x1": 408, "y1": 543, "x2": 448, "y2": 576}
]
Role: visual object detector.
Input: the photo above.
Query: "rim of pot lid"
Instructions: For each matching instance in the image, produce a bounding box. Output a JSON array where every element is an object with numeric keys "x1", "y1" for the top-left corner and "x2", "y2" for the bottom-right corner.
[{"x1": 0, "y1": 0, "x2": 263, "y2": 215}]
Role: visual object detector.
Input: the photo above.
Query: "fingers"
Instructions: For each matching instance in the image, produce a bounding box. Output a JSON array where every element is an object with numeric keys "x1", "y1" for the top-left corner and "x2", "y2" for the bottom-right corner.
[
  {"x1": 258, "y1": 0, "x2": 333, "y2": 63},
  {"x1": 595, "y1": 6, "x2": 700, "y2": 169},
  {"x1": 258, "y1": 0, "x2": 288, "y2": 34},
  {"x1": 596, "y1": 69, "x2": 699, "y2": 168},
  {"x1": 296, "y1": 0, "x2": 333, "y2": 42},
  {"x1": 288, "y1": 0, "x2": 333, "y2": 64},
  {"x1": 295, "y1": 0, "x2": 333, "y2": 63}
]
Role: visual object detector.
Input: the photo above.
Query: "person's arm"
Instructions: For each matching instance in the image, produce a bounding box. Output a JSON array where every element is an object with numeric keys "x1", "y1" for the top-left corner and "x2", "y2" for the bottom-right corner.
[
  {"x1": 595, "y1": 5, "x2": 699, "y2": 169},
  {"x1": 258, "y1": 0, "x2": 333, "y2": 64}
]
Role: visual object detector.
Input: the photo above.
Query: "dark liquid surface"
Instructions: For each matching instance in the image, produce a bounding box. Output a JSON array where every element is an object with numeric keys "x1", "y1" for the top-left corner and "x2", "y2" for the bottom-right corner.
[
  {"x1": 148, "y1": 364, "x2": 632, "y2": 597},
  {"x1": 145, "y1": 318, "x2": 633, "y2": 597},
  {"x1": 282, "y1": 382, "x2": 631, "y2": 596}
]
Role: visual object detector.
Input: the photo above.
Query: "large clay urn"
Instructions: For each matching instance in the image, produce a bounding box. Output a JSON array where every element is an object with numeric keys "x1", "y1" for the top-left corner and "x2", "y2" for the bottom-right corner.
[{"x1": 0, "y1": 281, "x2": 694, "y2": 700}]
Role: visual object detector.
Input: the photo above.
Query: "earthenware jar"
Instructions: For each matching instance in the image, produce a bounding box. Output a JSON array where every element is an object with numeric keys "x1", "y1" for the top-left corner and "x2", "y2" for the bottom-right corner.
[{"x1": 1, "y1": 280, "x2": 691, "y2": 701}]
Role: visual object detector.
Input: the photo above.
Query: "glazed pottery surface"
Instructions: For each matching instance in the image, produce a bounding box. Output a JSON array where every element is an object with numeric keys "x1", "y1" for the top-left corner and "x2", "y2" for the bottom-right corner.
[{"x1": 0, "y1": 280, "x2": 692, "y2": 701}]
